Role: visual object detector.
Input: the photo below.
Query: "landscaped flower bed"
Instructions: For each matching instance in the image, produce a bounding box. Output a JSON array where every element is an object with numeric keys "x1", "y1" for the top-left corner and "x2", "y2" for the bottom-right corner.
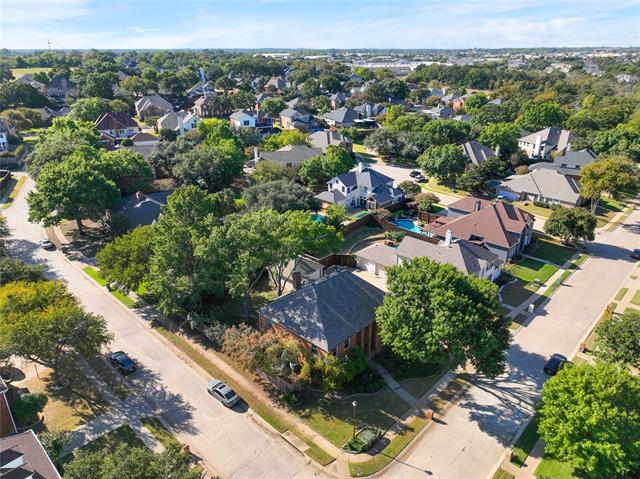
[{"x1": 343, "y1": 427, "x2": 381, "y2": 453}]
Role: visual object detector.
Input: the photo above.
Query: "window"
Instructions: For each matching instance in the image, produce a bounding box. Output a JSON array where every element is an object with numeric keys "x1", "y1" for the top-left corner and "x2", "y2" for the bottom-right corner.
[
  {"x1": 243, "y1": 120, "x2": 250, "y2": 126},
  {"x1": 343, "y1": 339, "x2": 350, "y2": 350},
  {"x1": 311, "y1": 344, "x2": 318, "y2": 354}
]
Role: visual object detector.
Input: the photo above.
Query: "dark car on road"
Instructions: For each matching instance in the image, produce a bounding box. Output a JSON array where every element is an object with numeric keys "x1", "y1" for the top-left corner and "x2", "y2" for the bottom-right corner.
[
  {"x1": 631, "y1": 249, "x2": 640, "y2": 260},
  {"x1": 543, "y1": 353, "x2": 570, "y2": 376},
  {"x1": 409, "y1": 170, "x2": 421, "y2": 178},
  {"x1": 109, "y1": 351, "x2": 136, "y2": 374}
]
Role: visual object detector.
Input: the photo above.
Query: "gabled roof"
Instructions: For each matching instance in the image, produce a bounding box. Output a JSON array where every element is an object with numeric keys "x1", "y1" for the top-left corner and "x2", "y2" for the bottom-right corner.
[
  {"x1": 110, "y1": 190, "x2": 172, "y2": 228},
  {"x1": 135, "y1": 94, "x2": 173, "y2": 114},
  {"x1": 186, "y1": 80, "x2": 214, "y2": 95},
  {"x1": 323, "y1": 107, "x2": 359, "y2": 124},
  {"x1": 157, "y1": 110, "x2": 198, "y2": 131},
  {"x1": 308, "y1": 130, "x2": 349, "y2": 152},
  {"x1": 519, "y1": 127, "x2": 574, "y2": 152},
  {"x1": 429, "y1": 199, "x2": 533, "y2": 248},
  {"x1": 335, "y1": 166, "x2": 393, "y2": 189},
  {"x1": 258, "y1": 270, "x2": 385, "y2": 352},
  {"x1": 354, "y1": 243, "x2": 399, "y2": 268},
  {"x1": 47, "y1": 75, "x2": 76, "y2": 91},
  {"x1": 279, "y1": 108, "x2": 302, "y2": 118},
  {"x1": 395, "y1": 236, "x2": 501, "y2": 275},
  {"x1": 130, "y1": 132, "x2": 158, "y2": 143},
  {"x1": 94, "y1": 112, "x2": 138, "y2": 130},
  {"x1": 0, "y1": 430, "x2": 61, "y2": 479},
  {"x1": 315, "y1": 189, "x2": 346, "y2": 203},
  {"x1": 265, "y1": 76, "x2": 286, "y2": 90},
  {"x1": 462, "y1": 140, "x2": 497, "y2": 166},
  {"x1": 259, "y1": 145, "x2": 322, "y2": 165},
  {"x1": 553, "y1": 149, "x2": 597, "y2": 168},
  {"x1": 500, "y1": 168, "x2": 582, "y2": 204}
]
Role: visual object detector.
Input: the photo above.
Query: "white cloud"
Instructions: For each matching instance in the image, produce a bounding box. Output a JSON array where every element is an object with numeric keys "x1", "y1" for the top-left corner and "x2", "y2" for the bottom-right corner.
[
  {"x1": 0, "y1": 0, "x2": 92, "y2": 26},
  {"x1": 129, "y1": 26, "x2": 161, "y2": 33}
]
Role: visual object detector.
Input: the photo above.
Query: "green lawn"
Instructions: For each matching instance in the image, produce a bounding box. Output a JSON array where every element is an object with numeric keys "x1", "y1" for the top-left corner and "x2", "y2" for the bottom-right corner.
[
  {"x1": 624, "y1": 306, "x2": 640, "y2": 315},
  {"x1": 140, "y1": 417, "x2": 181, "y2": 449},
  {"x1": 534, "y1": 455, "x2": 577, "y2": 479},
  {"x1": 295, "y1": 389, "x2": 409, "y2": 447},
  {"x1": 83, "y1": 266, "x2": 137, "y2": 308},
  {"x1": 508, "y1": 258, "x2": 559, "y2": 284},
  {"x1": 529, "y1": 237, "x2": 577, "y2": 266},
  {"x1": 422, "y1": 178, "x2": 468, "y2": 198},
  {"x1": 631, "y1": 290, "x2": 640, "y2": 306},
  {"x1": 510, "y1": 416, "x2": 539, "y2": 467},
  {"x1": 598, "y1": 196, "x2": 626, "y2": 212},
  {"x1": 10, "y1": 67, "x2": 53, "y2": 78},
  {"x1": 501, "y1": 278, "x2": 539, "y2": 307},
  {"x1": 375, "y1": 348, "x2": 444, "y2": 399},
  {"x1": 0, "y1": 175, "x2": 26, "y2": 210},
  {"x1": 514, "y1": 201, "x2": 553, "y2": 218},
  {"x1": 492, "y1": 469, "x2": 515, "y2": 479},
  {"x1": 81, "y1": 424, "x2": 146, "y2": 455},
  {"x1": 583, "y1": 306, "x2": 615, "y2": 352},
  {"x1": 341, "y1": 226, "x2": 385, "y2": 253},
  {"x1": 615, "y1": 287, "x2": 629, "y2": 301}
]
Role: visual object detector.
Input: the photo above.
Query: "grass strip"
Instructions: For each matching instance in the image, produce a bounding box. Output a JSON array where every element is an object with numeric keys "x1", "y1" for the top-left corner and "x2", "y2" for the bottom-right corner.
[
  {"x1": 302, "y1": 439, "x2": 335, "y2": 466},
  {"x1": 615, "y1": 287, "x2": 629, "y2": 301},
  {"x1": 510, "y1": 416, "x2": 539, "y2": 467},
  {"x1": 83, "y1": 266, "x2": 108, "y2": 286},
  {"x1": 1, "y1": 175, "x2": 26, "y2": 209},
  {"x1": 83, "y1": 266, "x2": 137, "y2": 308},
  {"x1": 492, "y1": 469, "x2": 515, "y2": 479},
  {"x1": 141, "y1": 417, "x2": 181, "y2": 449},
  {"x1": 631, "y1": 290, "x2": 640, "y2": 306}
]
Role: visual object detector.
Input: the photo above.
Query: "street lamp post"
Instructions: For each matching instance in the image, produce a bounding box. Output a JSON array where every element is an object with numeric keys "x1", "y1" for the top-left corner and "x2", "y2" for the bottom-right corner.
[{"x1": 352, "y1": 400, "x2": 358, "y2": 439}]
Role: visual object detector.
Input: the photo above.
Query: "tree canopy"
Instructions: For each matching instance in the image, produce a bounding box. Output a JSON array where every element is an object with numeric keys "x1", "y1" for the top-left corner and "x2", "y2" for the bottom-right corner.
[
  {"x1": 243, "y1": 179, "x2": 319, "y2": 213},
  {"x1": 543, "y1": 206, "x2": 597, "y2": 243}
]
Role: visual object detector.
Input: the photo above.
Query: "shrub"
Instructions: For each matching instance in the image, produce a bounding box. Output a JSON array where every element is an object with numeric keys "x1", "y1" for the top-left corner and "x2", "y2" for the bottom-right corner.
[
  {"x1": 120, "y1": 138, "x2": 133, "y2": 146},
  {"x1": 299, "y1": 347, "x2": 369, "y2": 392},
  {"x1": 415, "y1": 192, "x2": 440, "y2": 212},
  {"x1": 398, "y1": 180, "x2": 421, "y2": 198},
  {"x1": 533, "y1": 199, "x2": 550, "y2": 208},
  {"x1": 12, "y1": 393, "x2": 48, "y2": 425},
  {"x1": 159, "y1": 128, "x2": 177, "y2": 141},
  {"x1": 203, "y1": 319, "x2": 228, "y2": 349},
  {"x1": 372, "y1": 208, "x2": 392, "y2": 222},
  {"x1": 515, "y1": 165, "x2": 529, "y2": 175},
  {"x1": 385, "y1": 230, "x2": 405, "y2": 244},
  {"x1": 14, "y1": 144, "x2": 27, "y2": 159}
]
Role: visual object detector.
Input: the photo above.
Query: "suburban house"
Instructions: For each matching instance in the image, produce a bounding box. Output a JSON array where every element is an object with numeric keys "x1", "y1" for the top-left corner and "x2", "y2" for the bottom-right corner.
[
  {"x1": 530, "y1": 148, "x2": 597, "y2": 178},
  {"x1": 256, "y1": 144, "x2": 322, "y2": 168},
  {"x1": 258, "y1": 269, "x2": 385, "y2": 358},
  {"x1": 15, "y1": 74, "x2": 46, "y2": 94},
  {"x1": 46, "y1": 75, "x2": 77, "y2": 100},
  {"x1": 229, "y1": 109, "x2": 272, "y2": 129},
  {"x1": 191, "y1": 93, "x2": 218, "y2": 118},
  {"x1": 462, "y1": 140, "x2": 498, "y2": 166},
  {"x1": 109, "y1": 190, "x2": 172, "y2": 228},
  {"x1": 518, "y1": 127, "x2": 574, "y2": 159},
  {"x1": 279, "y1": 108, "x2": 314, "y2": 131},
  {"x1": 0, "y1": 429, "x2": 61, "y2": 479},
  {"x1": 323, "y1": 107, "x2": 360, "y2": 127},
  {"x1": 315, "y1": 163, "x2": 404, "y2": 210},
  {"x1": 308, "y1": 130, "x2": 352, "y2": 153},
  {"x1": 497, "y1": 168, "x2": 583, "y2": 207},
  {"x1": 441, "y1": 93, "x2": 467, "y2": 110},
  {"x1": 424, "y1": 105, "x2": 455, "y2": 120},
  {"x1": 329, "y1": 92, "x2": 349, "y2": 109},
  {"x1": 354, "y1": 234, "x2": 502, "y2": 281},
  {"x1": 94, "y1": 112, "x2": 140, "y2": 140},
  {"x1": 157, "y1": 110, "x2": 200, "y2": 135},
  {"x1": 130, "y1": 131, "x2": 159, "y2": 147},
  {"x1": 353, "y1": 103, "x2": 386, "y2": 119},
  {"x1": 425, "y1": 197, "x2": 534, "y2": 261},
  {"x1": 135, "y1": 94, "x2": 173, "y2": 119},
  {"x1": 185, "y1": 80, "x2": 216, "y2": 97},
  {"x1": 264, "y1": 76, "x2": 287, "y2": 93},
  {"x1": 0, "y1": 119, "x2": 14, "y2": 151},
  {"x1": 0, "y1": 378, "x2": 16, "y2": 437}
]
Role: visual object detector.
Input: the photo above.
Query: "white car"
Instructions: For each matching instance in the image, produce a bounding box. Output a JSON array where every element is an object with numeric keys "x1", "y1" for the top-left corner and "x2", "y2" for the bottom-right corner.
[
  {"x1": 207, "y1": 379, "x2": 240, "y2": 407},
  {"x1": 40, "y1": 239, "x2": 55, "y2": 250}
]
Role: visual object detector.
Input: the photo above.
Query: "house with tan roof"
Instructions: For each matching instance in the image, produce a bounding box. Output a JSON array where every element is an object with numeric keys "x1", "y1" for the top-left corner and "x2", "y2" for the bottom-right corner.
[
  {"x1": 426, "y1": 197, "x2": 534, "y2": 261},
  {"x1": 135, "y1": 94, "x2": 173, "y2": 119}
]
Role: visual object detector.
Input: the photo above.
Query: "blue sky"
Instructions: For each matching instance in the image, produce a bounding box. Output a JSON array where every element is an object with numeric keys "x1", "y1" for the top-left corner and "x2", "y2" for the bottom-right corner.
[{"x1": 1, "y1": 0, "x2": 639, "y2": 50}]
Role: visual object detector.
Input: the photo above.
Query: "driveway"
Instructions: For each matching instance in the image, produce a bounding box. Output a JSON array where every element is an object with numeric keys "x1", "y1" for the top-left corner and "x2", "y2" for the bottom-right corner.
[
  {"x1": 3, "y1": 176, "x2": 327, "y2": 479},
  {"x1": 382, "y1": 209, "x2": 640, "y2": 479}
]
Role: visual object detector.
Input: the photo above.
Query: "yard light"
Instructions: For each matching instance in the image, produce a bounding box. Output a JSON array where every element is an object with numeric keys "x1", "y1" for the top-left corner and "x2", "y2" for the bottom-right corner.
[{"x1": 352, "y1": 400, "x2": 358, "y2": 439}]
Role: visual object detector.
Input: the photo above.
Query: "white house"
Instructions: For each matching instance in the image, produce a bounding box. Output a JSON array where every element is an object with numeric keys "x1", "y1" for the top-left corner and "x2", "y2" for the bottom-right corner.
[
  {"x1": 354, "y1": 234, "x2": 502, "y2": 281},
  {"x1": 518, "y1": 127, "x2": 574, "y2": 159},
  {"x1": 315, "y1": 163, "x2": 404, "y2": 210},
  {"x1": 157, "y1": 110, "x2": 199, "y2": 135}
]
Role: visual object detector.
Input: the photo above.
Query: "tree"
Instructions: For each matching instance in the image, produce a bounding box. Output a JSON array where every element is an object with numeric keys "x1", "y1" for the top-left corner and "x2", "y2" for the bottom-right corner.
[
  {"x1": 74, "y1": 71, "x2": 118, "y2": 99},
  {"x1": 519, "y1": 101, "x2": 568, "y2": 132},
  {"x1": 579, "y1": 156, "x2": 639, "y2": 213},
  {"x1": 262, "y1": 129, "x2": 309, "y2": 151},
  {"x1": 594, "y1": 309, "x2": 640, "y2": 368},
  {"x1": 173, "y1": 144, "x2": 244, "y2": 193},
  {"x1": 250, "y1": 161, "x2": 293, "y2": 183},
  {"x1": 375, "y1": 258, "x2": 510, "y2": 376},
  {"x1": 592, "y1": 125, "x2": 640, "y2": 162},
  {"x1": 543, "y1": 206, "x2": 597, "y2": 244},
  {"x1": 456, "y1": 165, "x2": 486, "y2": 192},
  {"x1": 0, "y1": 109, "x2": 32, "y2": 130},
  {"x1": 418, "y1": 144, "x2": 467, "y2": 183},
  {"x1": 148, "y1": 186, "x2": 226, "y2": 316},
  {"x1": 398, "y1": 180, "x2": 421, "y2": 198},
  {"x1": 38, "y1": 430, "x2": 70, "y2": 468},
  {"x1": 479, "y1": 155, "x2": 509, "y2": 179},
  {"x1": 298, "y1": 146, "x2": 354, "y2": 189},
  {"x1": 0, "y1": 280, "x2": 112, "y2": 384},
  {"x1": 28, "y1": 155, "x2": 119, "y2": 234},
  {"x1": 0, "y1": 213, "x2": 9, "y2": 255},
  {"x1": 69, "y1": 97, "x2": 112, "y2": 121},
  {"x1": 26, "y1": 117, "x2": 101, "y2": 178},
  {"x1": 0, "y1": 257, "x2": 46, "y2": 285},
  {"x1": 120, "y1": 76, "x2": 153, "y2": 96},
  {"x1": 415, "y1": 192, "x2": 440, "y2": 212},
  {"x1": 96, "y1": 225, "x2": 153, "y2": 292},
  {"x1": 324, "y1": 204, "x2": 348, "y2": 230},
  {"x1": 98, "y1": 149, "x2": 153, "y2": 194},
  {"x1": 422, "y1": 120, "x2": 470, "y2": 147},
  {"x1": 537, "y1": 363, "x2": 640, "y2": 479},
  {"x1": 243, "y1": 180, "x2": 319, "y2": 213},
  {"x1": 261, "y1": 97, "x2": 287, "y2": 118},
  {"x1": 11, "y1": 393, "x2": 48, "y2": 425},
  {"x1": 0, "y1": 82, "x2": 49, "y2": 108},
  {"x1": 463, "y1": 93, "x2": 488, "y2": 110},
  {"x1": 478, "y1": 122, "x2": 520, "y2": 158}
]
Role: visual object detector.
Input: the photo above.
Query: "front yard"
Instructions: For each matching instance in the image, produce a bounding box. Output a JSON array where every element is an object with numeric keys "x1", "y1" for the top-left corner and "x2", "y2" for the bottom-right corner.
[
  {"x1": 528, "y1": 236, "x2": 578, "y2": 266},
  {"x1": 507, "y1": 258, "x2": 559, "y2": 284}
]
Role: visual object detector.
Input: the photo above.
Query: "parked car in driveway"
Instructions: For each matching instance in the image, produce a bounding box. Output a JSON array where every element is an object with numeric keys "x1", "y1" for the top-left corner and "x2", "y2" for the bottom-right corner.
[
  {"x1": 40, "y1": 239, "x2": 55, "y2": 250},
  {"x1": 207, "y1": 379, "x2": 240, "y2": 407},
  {"x1": 409, "y1": 170, "x2": 421, "y2": 178},
  {"x1": 414, "y1": 174, "x2": 426, "y2": 182},
  {"x1": 543, "y1": 353, "x2": 570, "y2": 376},
  {"x1": 109, "y1": 351, "x2": 136, "y2": 374},
  {"x1": 631, "y1": 248, "x2": 640, "y2": 260}
]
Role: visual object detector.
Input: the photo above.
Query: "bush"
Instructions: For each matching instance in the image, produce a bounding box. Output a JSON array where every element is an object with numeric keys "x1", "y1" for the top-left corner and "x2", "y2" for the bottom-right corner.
[
  {"x1": 415, "y1": 192, "x2": 440, "y2": 212},
  {"x1": 385, "y1": 230, "x2": 405, "y2": 244},
  {"x1": 14, "y1": 144, "x2": 27, "y2": 159},
  {"x1": 515, "y1": 165, "x2": 529, "y2": 175},
  {"x1": 121, "y1": 138, "x2": 133, "y2": 146},
  {"x1": 372, "y1": 208, "x2": 392, "y2": 222},
  {"x1": 159, "y1": 128, "x2": 177, "y2": 141},
  {"x1": 203, "y1": 319, "x2": 228, "y2": 349},
  {"x1": 300, "y1": 347, "x2": 368, "y2": 392},
  {"x1": 533, "y1": 199, "x2": 550, "y2": 208},
  {"x1": 12, "y1": 393, "x2": 48, "y2": 425},
  {"x1": 7, "y1": 134, "x2": 22, "y2": 145}
]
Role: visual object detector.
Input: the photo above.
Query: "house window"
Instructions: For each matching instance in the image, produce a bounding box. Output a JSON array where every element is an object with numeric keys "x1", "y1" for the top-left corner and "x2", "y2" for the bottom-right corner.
[
  {"x1": 343, "y1": 339, "x2": 350, "y2": 350},
  {"x1": 243, "y1": 120, "x2": 250, "y2": 126},
  {"x1": 311, "y1": 344, "x2": 318, "y2": 354},
  {"x1": 330, "y1": 347, "x2": 337, "y2": 356}
]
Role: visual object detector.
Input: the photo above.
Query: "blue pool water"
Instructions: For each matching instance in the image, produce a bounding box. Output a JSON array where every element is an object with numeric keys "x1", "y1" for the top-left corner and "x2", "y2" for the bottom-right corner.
[
  {"x1": 393, "y1": 218, "x2": 426, "y2": 234},
  {"x1": 311, "y1": 213, "x2": 326, "y2": 223}
]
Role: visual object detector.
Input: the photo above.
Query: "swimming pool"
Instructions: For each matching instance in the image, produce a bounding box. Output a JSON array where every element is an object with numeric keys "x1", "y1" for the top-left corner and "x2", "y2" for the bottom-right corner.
[
  {"x1": 393, "y1": 218, "x2": 426, "y2": 235},
  {"x1": 311, "y1": 213, "x2": 326, "y2": 223}
]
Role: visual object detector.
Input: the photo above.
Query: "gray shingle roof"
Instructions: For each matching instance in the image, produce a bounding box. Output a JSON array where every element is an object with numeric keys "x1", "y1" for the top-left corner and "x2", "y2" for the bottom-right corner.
[
  {"x1": 553, "y1": 149, "x2": 597, "y2": 169},
  {"x1": 354, "y1": 243, "x2": 398, "y2": 268},
  {"x1": 259, "y1": 145, "x2": 322, "y2": 166},
  {"x1": 336, "y1": 167, "x2": 393, "y2": 189},
  {"x1": 110, "y1": 191, "x2": 172, "y2": 228},
  {"x1": 519, "y1": 127, "x2": 574, "y2": 153},
  {"x1": 315, "y1": 189, "x2": 346, "y2": 203},
  {"x1": 500, "y1": 169, "x2": 581, "y2": 204},
  {"x1": 462, "y1": 140, "x2": 497, "y2": 166},
  {"x1": 323, "y1": 107, "x2": 359, "y2": 124},
  {"x1": 258, "y1": 270, "x2": 385, "y2": 352}
]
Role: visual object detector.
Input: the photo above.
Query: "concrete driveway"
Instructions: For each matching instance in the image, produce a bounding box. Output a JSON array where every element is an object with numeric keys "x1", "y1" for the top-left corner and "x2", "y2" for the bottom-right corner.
[
  {"x1": 3, "y1": 176, "x2": 327, "y2": 479},
  {"x1": 382, "y1": 209, "x2": 640, "y2": 479}
]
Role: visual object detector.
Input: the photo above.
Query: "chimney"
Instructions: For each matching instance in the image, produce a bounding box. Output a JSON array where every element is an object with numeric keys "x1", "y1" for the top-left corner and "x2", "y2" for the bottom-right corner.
[
  {"x1": 534, "y1": 134, "x2": 542, "y2": 157},
  {"x1": 254, "y1": 147, "x2": 260, "y2": 161},
  {"x1": 199, "y1": 67, "x2": 206, "y2": 82},
  {"x1": 474, "y1": 199, "x2": 482, "y2": 212},
  {"x1": 444, "y1": 229, "x2": 453, "y2": 247},
  {"x1": 292, "y1": 271, "x2": 302, "y2": 290},
  {"x1": 177, "y1": 113, "x2": 185, "y2": 135},
  {"x1": 366, "y1": 103, "x2": 372, "y2": 118},
  {"x1": 494, "y1": 145, "x2": 501, "y2": 157},
  {"x1": 357, "y1": 161, "x2": 366, "y2": 173},
  {"x1": 135, "y1": 191, "x2": 145, "y2": 203}
]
